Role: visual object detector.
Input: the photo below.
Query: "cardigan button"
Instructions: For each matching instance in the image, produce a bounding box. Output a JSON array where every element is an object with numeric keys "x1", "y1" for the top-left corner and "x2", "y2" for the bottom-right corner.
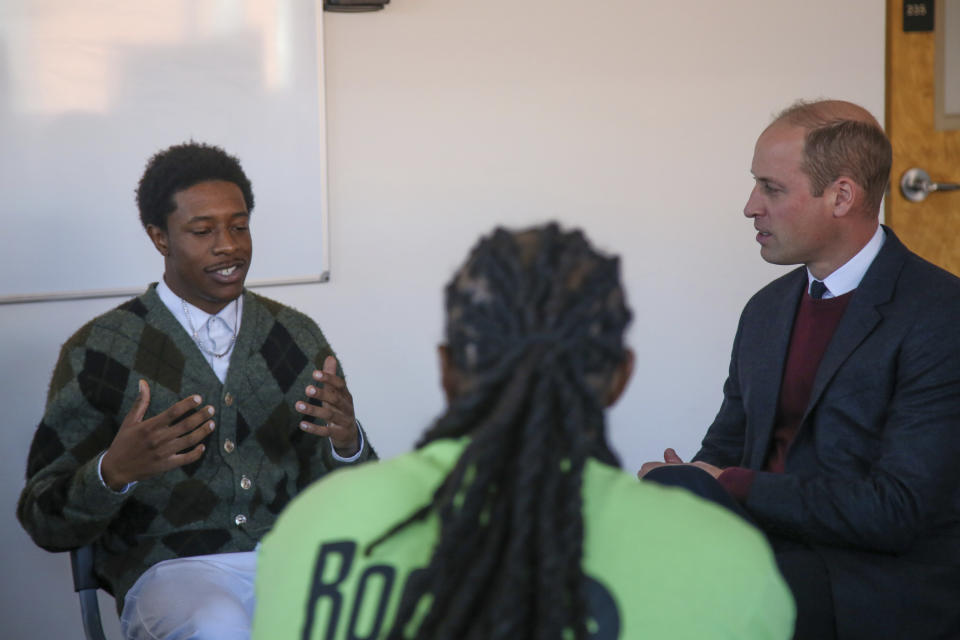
[
  {"x1": 240, "y1": 475, "x2": 252, "y2": 490},
  {"x1": 223, "y1": 439, "x2": 235, "y2": 453},
  {"x1": 234, "y1": 514, "x2": 247, "y2": 527},
  {"x1": 224, "y1": 392, "x2": 234, "y2": 406}
]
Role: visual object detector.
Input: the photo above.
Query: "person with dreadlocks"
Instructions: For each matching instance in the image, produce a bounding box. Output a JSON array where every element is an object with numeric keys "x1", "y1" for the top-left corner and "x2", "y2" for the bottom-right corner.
[{"x1": 253, "y1": 223, "x2": 794, "y2": 639}]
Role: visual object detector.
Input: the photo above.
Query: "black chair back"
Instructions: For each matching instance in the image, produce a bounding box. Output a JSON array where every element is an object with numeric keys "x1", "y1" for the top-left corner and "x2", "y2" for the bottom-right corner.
[{"x1": 70, "y1": 545, "x2": 108, "y2": 640}]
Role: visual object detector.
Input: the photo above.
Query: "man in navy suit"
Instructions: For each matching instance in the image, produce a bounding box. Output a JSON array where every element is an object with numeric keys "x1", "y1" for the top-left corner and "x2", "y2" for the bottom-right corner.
[{"x1": 640, "y1": 100, "x2": 960, "y2": 640}]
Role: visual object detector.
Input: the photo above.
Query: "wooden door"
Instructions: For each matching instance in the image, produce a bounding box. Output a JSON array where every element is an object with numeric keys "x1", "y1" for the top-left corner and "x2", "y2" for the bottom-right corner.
[{"x1": 886, "y1": 0, "x2": 960, "y2": 275}]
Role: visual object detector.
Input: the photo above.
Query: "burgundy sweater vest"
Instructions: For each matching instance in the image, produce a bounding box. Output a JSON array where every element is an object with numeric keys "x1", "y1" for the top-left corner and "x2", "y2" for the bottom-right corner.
[{"x1": 719, "y1": 288, "x2": 853, "y2": 500}]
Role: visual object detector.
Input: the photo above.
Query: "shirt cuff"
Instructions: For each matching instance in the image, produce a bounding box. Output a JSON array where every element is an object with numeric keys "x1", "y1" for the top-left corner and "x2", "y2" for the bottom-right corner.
[
  {"x1": 329, "y1": 421, "x2": 365, "y2": 462},
  {"x1": 97, "y1": 451, "x2": 137, "y2": 495},
  {"x1": 717, "y1": 466, "x2": 755, "y2": 503}
]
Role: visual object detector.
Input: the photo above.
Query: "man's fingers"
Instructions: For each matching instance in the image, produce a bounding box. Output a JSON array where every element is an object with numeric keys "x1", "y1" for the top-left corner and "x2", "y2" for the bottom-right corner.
[
  {"x1": 170, "y1": 405, "x2": 216, "y2": 437},
  {"x1": 158, "y1": 415, "x2": 215, "y2": 458},
  {"x1": 638, "y1": 461, "x2": 664, "y2": 478},
  {"x1": 297, "y1": 397, "x2": 355, "y2": 429},
  {"x1": 298, "y1": 382, "x2": 354, "y2": 417},
  {"x1": 152, "y1": 394, "x2": 205, "y2": 428},
  {"x1": 176, "y1": 419, "x2": 216, "y2": 450},
  {"x1": 307, "y1": 384, "x2": 353, "y2": 413},
  {"x1": 297, "y1": 408, "x2": 354, "y2": 437},
  {"x1": 636, "y1": 448, "x2": 684, "y2": 478},
  {"x1": 123, "y1": 379, "x2": 152, "y2": 426},
  {"x1": 663, "y1": 448, "x2": 684, "y2": 464},
  {"x1": 692, "y1": 461, "x2": 724, "y2": 479},
  {"x1": 322, "y1": 355, "x2": 338, "y2": 375},
  {"x1": 300, "y1": 420, "x2": 358, "y2": 454},
  {"x1": 296, "y1": 400, "x2": 332, "y2": 425},
  {"x1": 144, "y1": 403, "x2": 213, "y2": 456},
  {"x1": 167, "y1": 443, "x2": 207, "y2": 470},
  {"x1": 311, "y1": 370, "x2": 345, "y2": 390},
  {"x1": 300, "y1": 421, "x2": 330, "y2": 437},
  {"x1": 300, "y1": 358, "x2": 356, "y2": 452},
  {"x1": 312, "y1": 361, "x2": 346, "y2": 390}
]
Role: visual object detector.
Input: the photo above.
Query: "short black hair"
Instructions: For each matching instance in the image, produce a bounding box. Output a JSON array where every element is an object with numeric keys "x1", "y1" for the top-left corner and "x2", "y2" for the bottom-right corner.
[{"x1": 136, "y1": 141, "x2": 255, "y2": 230}]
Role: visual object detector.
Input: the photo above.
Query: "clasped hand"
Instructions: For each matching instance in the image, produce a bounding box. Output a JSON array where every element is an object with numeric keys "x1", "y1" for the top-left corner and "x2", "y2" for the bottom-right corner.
[{"x1": 637, "y1": 448, "x2": 723, "y2": 479}]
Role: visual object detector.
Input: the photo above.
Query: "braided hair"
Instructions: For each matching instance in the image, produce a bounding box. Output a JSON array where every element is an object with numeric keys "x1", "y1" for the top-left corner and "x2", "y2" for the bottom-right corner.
[{"x1": 380, "y1": 223, "x2": 632, "y2": 639}]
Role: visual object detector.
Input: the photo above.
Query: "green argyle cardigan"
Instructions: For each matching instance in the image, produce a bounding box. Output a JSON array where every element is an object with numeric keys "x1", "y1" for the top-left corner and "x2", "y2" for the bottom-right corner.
[{"x1": 17, "y1": 285, "x2": 376, "y2": 611}]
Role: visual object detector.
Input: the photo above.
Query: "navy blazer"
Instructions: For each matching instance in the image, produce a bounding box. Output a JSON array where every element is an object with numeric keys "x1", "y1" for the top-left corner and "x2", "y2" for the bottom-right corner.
[{"x1": 695, "y1": 227, "x2": 960, "y2": 639}]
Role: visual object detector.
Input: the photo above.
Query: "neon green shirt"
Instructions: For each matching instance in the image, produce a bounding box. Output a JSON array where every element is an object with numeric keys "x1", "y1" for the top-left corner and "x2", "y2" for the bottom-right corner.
[{"x1": 254, "y1": 438, "x2": 794, "y2": 639}]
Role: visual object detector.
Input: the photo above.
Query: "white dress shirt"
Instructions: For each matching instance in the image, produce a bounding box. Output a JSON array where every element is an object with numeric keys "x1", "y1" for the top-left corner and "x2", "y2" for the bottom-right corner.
[
  {"x1": 807, "y1": 224, "x2": 885, "y2": 299},
  {"x1": 156, "y1": 279, "x2": 241, "y2": 383}
]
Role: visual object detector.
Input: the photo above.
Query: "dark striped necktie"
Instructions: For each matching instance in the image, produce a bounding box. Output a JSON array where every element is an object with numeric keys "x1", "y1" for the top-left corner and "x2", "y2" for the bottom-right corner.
[{"x1": 810, "y1": 280, "x2": 828, "y2": 299}]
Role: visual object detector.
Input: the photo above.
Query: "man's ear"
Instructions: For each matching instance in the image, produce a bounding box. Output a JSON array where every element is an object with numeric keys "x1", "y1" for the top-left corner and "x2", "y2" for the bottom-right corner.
[
  {"x1": 828, "y1": 177, "x2": 858, "y2": 218},
  {"x1": 438, "y1": 344, "x2": 460, "y2": 404},
  {"x1": 146, "y1": 224, "x2": 170, "y2": 257},
  {"x1": 604, "y1": 349, "x2": 634, "y2": 407}
]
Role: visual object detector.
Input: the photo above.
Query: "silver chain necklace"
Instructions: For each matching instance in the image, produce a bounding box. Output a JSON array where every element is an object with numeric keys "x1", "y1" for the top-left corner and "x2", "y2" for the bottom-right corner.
[{"x1": 182, "y1": 298, "x2": 239, "y2": 359}]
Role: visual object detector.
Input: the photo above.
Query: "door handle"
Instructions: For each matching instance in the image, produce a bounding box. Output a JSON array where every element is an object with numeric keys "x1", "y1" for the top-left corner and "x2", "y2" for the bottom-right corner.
[{"x1": 900, "y1": 167, "x2": 960, "y2": 202}]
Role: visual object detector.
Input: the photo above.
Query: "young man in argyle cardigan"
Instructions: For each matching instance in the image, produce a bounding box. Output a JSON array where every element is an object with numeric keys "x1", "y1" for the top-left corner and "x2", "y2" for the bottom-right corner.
[{"x1": 18, "y1": 142, "x2": 376, "y2": 640}]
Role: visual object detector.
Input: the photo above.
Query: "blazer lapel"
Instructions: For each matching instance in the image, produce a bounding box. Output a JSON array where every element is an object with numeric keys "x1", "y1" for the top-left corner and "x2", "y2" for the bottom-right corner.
[
  {"x1": 748, "y1": 269, "x2": 806, "y2": 468},
  {"x1": 804, "y1": 227, "x2": 906, "y2": 419}
]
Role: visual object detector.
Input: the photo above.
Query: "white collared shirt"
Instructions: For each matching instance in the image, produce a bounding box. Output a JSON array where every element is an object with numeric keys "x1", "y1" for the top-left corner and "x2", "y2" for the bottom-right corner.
[
  {"x1": 807, "y1": 224, "x2": 885, "y2": 298},
  {"x1": 156, "y1": 278, "x2": 241, "y2": 384}
]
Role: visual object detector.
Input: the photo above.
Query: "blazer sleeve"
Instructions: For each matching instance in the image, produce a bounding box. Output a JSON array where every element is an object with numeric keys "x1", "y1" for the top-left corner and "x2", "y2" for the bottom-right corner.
[{"x1": 693, "y1": 316, "x2": 750, "y2": 469}]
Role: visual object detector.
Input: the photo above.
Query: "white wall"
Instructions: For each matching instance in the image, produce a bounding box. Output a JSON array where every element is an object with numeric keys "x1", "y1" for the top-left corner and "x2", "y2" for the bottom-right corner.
[{"x1": 0, "y1": 1, "x2": 884, "y2": 637}]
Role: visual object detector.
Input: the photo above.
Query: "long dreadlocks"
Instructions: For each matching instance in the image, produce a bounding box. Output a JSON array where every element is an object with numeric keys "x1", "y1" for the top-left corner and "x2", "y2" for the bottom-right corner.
[{"x1": 383, "y1": 223, "x2": 632, "y2": 639}]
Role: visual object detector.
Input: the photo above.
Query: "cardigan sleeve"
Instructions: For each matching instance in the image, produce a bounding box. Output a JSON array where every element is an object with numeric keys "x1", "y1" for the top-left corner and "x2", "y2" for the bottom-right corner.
[{"x1": 17, "y1": 340, "x2": 133, "y2": 551}]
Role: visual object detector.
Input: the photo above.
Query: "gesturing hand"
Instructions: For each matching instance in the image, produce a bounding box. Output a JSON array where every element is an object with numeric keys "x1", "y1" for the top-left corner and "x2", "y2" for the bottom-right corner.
[
  {"x1": 295, "y1": 355, "x2": 359, "y2": 457},
  {"x1": 100, "y1": 380, "x2": 216, "y2": 490}
]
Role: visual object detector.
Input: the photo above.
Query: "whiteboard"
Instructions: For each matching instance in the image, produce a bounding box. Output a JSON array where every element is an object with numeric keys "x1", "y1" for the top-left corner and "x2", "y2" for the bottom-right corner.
[{"x1": 0, "y1": 0, "x2": 330, "y2": 303}]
